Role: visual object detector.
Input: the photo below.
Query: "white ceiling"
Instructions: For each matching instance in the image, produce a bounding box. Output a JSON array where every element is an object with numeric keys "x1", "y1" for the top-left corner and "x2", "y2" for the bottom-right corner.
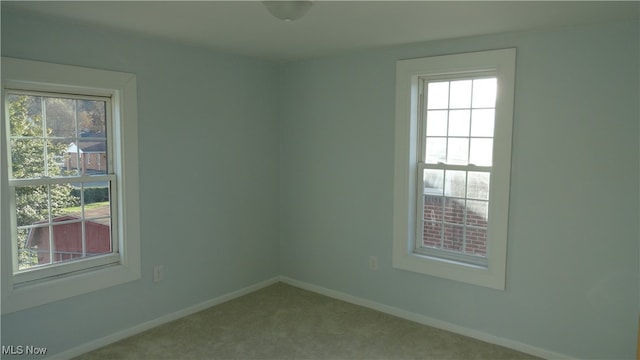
[{"x1": 4, "y1": 1, "x2": 638, "y2": 62}]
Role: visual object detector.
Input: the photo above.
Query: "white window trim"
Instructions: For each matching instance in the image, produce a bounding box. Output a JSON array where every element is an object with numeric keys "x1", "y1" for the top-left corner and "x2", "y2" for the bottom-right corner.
[
  {"x1": 1, "y1": 57, "x2": 141, "y2": 313},
  {"x1": 392, "y1": 49, "x2": 516, "y2": 290}
]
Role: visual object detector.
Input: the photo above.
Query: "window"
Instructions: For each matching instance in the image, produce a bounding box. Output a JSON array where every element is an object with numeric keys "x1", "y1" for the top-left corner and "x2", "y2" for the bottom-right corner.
[
  {"x1": 393, "y1": 49, "x2": 516, "y2": 290},
  {"x1": 1, "y1": 57, "x2": 141, "y2": 313}
]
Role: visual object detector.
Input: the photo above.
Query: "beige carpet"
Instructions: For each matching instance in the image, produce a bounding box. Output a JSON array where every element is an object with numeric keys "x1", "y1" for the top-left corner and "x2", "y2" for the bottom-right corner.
[{"x1": 75, "y1": 283, "x2": 539, "y2": 359}]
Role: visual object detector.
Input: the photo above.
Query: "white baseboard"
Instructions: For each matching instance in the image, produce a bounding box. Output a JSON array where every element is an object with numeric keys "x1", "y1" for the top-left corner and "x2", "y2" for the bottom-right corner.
[
  {"x1": 51, "y1": 276, "x2": 280, "y2": 360},
  {"x1": 52, "y1": 275, "x2": 572, "y2": 360},
  {"x1": 279, "y1": 276, "x2": 573, "y2": 360}
]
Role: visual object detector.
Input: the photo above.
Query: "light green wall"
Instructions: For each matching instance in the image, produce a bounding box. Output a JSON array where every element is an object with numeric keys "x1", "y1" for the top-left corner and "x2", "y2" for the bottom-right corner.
[
  {"x1": 2, "y1": 5, "x2": 639, "y2": 359},
  {"x1": 1, "y1": 7, "x2": 281, "y2": 356},
  {"x1": 279, "y1": 20, "x2": 639, "y2": 359}
]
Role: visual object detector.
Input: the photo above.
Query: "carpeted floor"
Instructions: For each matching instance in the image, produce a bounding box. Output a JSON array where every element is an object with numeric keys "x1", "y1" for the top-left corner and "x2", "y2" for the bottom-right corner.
[{"x1": 75, "y1": 283, "x2": 539, "y2": 359}]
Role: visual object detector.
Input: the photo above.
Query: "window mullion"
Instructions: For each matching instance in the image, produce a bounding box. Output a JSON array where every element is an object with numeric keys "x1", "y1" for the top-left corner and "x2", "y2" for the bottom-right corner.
[
  {"x1": 41, "y1": 97, "x2": 49, "y2": 177},
  {"x1": 81, "y1": 183, "x2": 86, "y2": 257},
  {"x1": 47, "y1": 185, "x2": 54, "y2": 266}
]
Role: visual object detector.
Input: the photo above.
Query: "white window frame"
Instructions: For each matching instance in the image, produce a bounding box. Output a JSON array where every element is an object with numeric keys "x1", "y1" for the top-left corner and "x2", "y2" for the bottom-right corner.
[
  {"x1": 392, "y1": 49, "x2": 516, "y2": 290},
  {"x1": 1, "y1": 57, "x2": 141, "y2": 313}
]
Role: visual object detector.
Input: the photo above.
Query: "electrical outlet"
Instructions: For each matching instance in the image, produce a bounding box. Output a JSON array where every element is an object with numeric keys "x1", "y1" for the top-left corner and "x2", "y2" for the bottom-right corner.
[
  {"x1": 153, "y1": 265, "x2": 164, "y2": 282},
  {"x1": 369, "y1": 256, "x2": 378, "y2": 270}
]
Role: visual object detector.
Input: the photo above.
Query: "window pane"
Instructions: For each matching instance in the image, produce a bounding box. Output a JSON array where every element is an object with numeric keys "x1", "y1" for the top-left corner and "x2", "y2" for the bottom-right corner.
[
  {"x1": 17, "y1": 227, "x2": 40, "y2": 270},
  {"x1": 443, "y1": 224, "x2": 464, "y2": 252},
  {"x1": 52, "y1": 222, "x2": 83, "y2": 264},
  {"x1": 423, "y1": 223, "x2": 442, "y2": 249},
  {"x1": 46, "y1": 97, "x2": 76, "y2": 138},
  {"x1": 449, "y1": 80, "x2": 472, "y2": 109},
  {"x1": 82, "y1": 184, "x2": 111, "y2": 208},
  {"x1": 15, "y1": 185, "x2": 49, "y2": 226},
  {"x1": 423, "y1": 169, "x2": 444, "y2": 195},
  {"x1": 86, "y1": 217, "x2": 112, "y2": 257},
  {"x1": 444, "y1": 170, "x2": 466, "y2": 198},
  {"x1": 10, "y1": 138, "x2": 45, "y2": 179},
  {"x1": 447, "y1": 138, "x2": 469, "y2": 165},
  {"x1": 50, "y1": 184, "x2": 80, "y2": 218},
  {"x1": 469, "y1": 138, "x2": 493, "y2": 166},
  {"x1": 448, "y1": 110, "x2": 470, "y2": 137},
  {"x1": 465, "y1": 227, "x2": 487, "y2": 256},
  {"x1": 78, "y1": 139, "x2": 108, "y2": 175},
  {"x1": 84, "y1": 186, "x2": 112, "y2": 257},
  {"x1": 467, "y1": 200, "x2": 489, "y2": 226},
  {"x1": 48, "y1": 139, "x2": 74, "y2": 177},
  {"x1": 9, "y1": 94, "x2": 43, "y2": 137},
  {"x1": 471, "y1": 109, "x2": 495, "y2": 137},
  {"x1": 472, "y1": 78, "x2": 497, "y2": 108},
  {"x1": 426, "y1": 110, "x2": 447, "y2": 136},
  {"x1": 423, "y1": 195, "x2": 443, "y2": 249},
  {"x1": 427, "y1": 82, "x2": 449, "y2": 109},
  {"x1": 467, "y1": 172, "x2": 490, "y2": 200},
  {"x1": 444, "y1": 197, "x2": 465, "y2": 225},
  {"x1": 77, "y1": 99, "x2": 107, "y2": 137},
  {"x1": 425, "y1": 137, "x2": 446, "y2": 164}
]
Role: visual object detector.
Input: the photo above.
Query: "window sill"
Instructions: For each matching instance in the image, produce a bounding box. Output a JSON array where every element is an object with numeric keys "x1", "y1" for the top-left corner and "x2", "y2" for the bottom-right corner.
[
  {"x1": 392, "y1": 246, "x2": 506, "y2": 290},
  {"x1": 2, "y1": 261, "x2": 140, "y2": 314}
]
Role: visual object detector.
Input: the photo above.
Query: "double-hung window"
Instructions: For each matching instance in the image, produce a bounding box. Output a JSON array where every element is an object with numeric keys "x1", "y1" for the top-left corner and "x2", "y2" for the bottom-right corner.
[
  {"x1": 1, "y1": 58, "x2": 141, "y2": 313},
  {"x1": 393, "y1": 49, "x2": 516, "y2": 290},
  {"x1": 8, "y1": 91, "x2": 116, "y2": 278}
]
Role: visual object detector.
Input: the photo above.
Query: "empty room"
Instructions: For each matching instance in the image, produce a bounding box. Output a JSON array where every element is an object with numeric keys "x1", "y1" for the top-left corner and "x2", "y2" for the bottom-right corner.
[{"x1": 1, "y1": 1, "x2": 639, "y2": 359}]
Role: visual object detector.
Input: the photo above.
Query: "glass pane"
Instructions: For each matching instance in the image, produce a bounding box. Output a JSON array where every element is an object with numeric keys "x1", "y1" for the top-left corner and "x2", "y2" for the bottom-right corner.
[
  {"x1": 444, "y1": 170, "x2": 466, "y2": 198},
  {"x1": 471, "y1": 109, "x2": 495, "y2": 137},
  {"x1": 426, "y1": 110, "x2": 447, "y2": 136},
  {"x1": 10, "y1": 138, "x2": 45, "y2": 179},
  {"x1": 82, "y1": 184, "x2": 111, "y2": 208},
  {"x1": 15, "y1": 185, "x2": 50, "y2": 226},
  {"x1": 449, "y1": 80, "x2": 472, "y2": 109},
  {"x1": 423, "y1": 224, "x2": 442, "y2": 249},
  {"x1": 86, "y1": 217, "x2": 112, "y2": 256},
  {"x1": 467, "y1": 200, "x2": 489, "y2": 226},
  {"x1": 444, "y1": 197, "x2": 465, "y2": 225},
  {"x1": 443, "y1": 224, "x2": 464, "y2": 252},
  {"x1": 65, "y1": 143, "x2": 82, "y2": 176},
  {"x1": 447, "y1": 138, "x2": 468, "y2": 165},
  {"x1": 423, "y1": 169, "x2": 444, "y2": 195},
  {"x1": 423, "y1": 195, "x2": 442, "y2": 249},
  {"x1": 84, "y1": 197, "x2": 111, "y2": 220},
  {"x1": 84, "y1": 186, "x2": 112, "y2": 257},
  {"x1": 77, "y1": 99, "x2": 107, "y2": 137},
  {"x1": 45, "y1": 97, "x2": 76, "y2": 138},
  {"x1": 469, "y1": 138, "x2": 493, "y2": 166},
  {"x1": 52, "y1": 222, "x2": 83, "y2": 264},
  {"x1": 47, "y1": 139, "x2": 73, "y2": 177},
  {"x1": 20, "y1": 226, "x2": 51, "y2": 269},
  {"x1": 467, "y1": 172, "x2": 490, "y2": 200},
  {"x1": 78, "y1": 140, "x2": 108, "y2": 175},
  {"x1": 425, "y1": 137, "x2": 446, "y2": 164},
  {"x1": 17, "y1": 227, "x2": 41, "y2": 270},
  {"x1": 8, "y1": 94, "x2": 43, "y2": 137},
  {"x1": 465, "y1": 227, "x2": 487, "y2": 256},
  {"x1": 427, "y1": 82, "x2": 449, "y2": 109},
  {"x1": 448, "y1": 110, "x2": 470, "y2": 137},
  {"x1": 50, "y1": 184, "x2": 80, "y2": 218},
  {"x1": 472, "y1": 78, "x2": 497, "y2": 108}
]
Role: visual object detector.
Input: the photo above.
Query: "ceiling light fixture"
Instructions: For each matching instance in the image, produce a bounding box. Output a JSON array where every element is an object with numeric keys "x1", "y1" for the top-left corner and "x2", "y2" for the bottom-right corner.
[{"x1": 262, "y1": 1, "x2": 313, "y2": 22}]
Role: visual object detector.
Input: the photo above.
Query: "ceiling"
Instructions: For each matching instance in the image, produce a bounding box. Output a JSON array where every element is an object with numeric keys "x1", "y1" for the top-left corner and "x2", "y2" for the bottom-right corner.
[{"x1": 4, "y1": 1, "x2": 638, "y2": 62}]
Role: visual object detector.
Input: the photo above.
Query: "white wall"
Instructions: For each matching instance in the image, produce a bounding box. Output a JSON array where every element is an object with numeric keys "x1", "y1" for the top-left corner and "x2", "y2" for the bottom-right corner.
[
  {"x1": 279, "y1": 20, "x2": 639, "y2": 359},
  {"x1": 2, "y1": 5, "x2": 639, "y2": 359},
  {"x1": 1, "y1": 7, "x2": 281, "y2": 356}
]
